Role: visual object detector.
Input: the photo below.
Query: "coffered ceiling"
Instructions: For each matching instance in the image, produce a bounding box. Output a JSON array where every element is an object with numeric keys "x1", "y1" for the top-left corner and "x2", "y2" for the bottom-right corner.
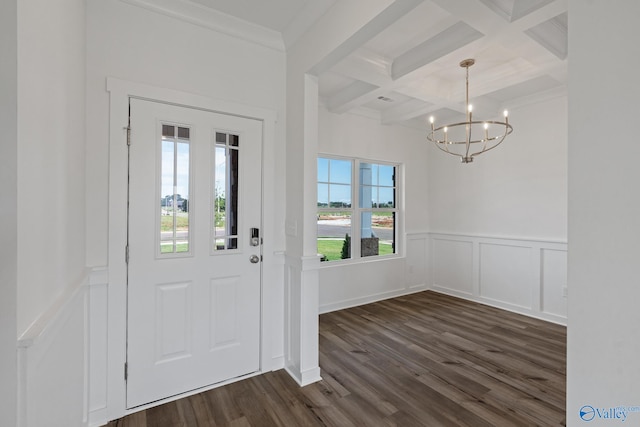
[{"x1": 128, "y1": 0, "x2": 568, "y2": 129}]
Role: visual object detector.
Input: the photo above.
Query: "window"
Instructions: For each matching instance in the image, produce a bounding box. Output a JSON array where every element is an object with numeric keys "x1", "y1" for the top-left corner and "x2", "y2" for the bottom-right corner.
[{"x1": 317, "y1": 156, "x2": 398, "y2": 262}]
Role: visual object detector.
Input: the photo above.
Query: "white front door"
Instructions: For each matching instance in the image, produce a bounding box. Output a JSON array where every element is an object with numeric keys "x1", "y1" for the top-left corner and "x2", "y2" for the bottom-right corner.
[{"x1": 126, "y1": 98, "x2": 262, "y2": 408}]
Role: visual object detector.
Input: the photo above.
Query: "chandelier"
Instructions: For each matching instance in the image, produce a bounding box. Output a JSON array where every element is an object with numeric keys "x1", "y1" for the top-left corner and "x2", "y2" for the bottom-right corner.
[{"x1": 427, "y1": 59, "x2": 513, "y2": 163}]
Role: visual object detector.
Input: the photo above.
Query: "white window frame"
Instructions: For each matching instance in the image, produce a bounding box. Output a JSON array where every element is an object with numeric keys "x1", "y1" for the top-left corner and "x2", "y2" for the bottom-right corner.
[{"x1": 317, "y1": 155, "x2": 401, "y2": 263}]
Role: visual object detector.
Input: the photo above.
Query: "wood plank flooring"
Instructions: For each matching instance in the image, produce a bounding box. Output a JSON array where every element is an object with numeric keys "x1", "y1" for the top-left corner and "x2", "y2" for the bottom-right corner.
[{"x1": 107, "y1": 291, "x2": 566, "y2": 426}]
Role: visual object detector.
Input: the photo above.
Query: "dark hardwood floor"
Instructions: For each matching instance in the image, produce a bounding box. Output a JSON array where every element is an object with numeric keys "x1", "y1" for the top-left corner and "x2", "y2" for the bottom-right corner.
[{"x1": 107, "y1": 291, "x2": 566, "y2": 426}]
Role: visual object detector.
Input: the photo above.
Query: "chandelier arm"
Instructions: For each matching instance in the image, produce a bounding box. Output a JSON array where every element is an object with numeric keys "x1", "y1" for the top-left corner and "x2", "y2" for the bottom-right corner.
[{"x1": 469, "y1": 124, "x2": 513, "y2": 157}]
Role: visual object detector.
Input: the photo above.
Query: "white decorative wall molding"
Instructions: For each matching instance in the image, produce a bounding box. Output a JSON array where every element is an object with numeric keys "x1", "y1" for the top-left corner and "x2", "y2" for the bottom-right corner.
[
  {"x1": 88, "y1": 267, "x2": 109, "y2": 427},
  {"x1": 283, "y1": 253, "x2": 322, "y2": 387},
  {"x1": 17, "y1": 272, "x2": 89, "y2": 427},
  {"x1": 119, "y1": 0, "x2": 285, "y2": 52},
  {"x1": 429, "y1": 233, "x2": 567, "y2": 325},
  {"x1": 284, "y1": 253, "x2": 323, "y2": 272}
]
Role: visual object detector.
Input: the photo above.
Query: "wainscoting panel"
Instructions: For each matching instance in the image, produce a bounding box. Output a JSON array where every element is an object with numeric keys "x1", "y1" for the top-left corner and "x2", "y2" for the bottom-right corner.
[
  {"x1": 432, "y1": 237, "x2": 474, "y2": 296},
  {"x1": 541, "y1": 248, "x2": 568, "y2": 318},
  {"x1": 429, "y1": 233, "x2": 567, "y2": 324},
  {"x1": 18, "y1": 274, "x2": 89, "y2": 427},
  {"x1": 88, "y1": 268, "x2": 109, "y2": 426},
  {"x1": 406, "y1": 233, "x2": 428, "y2": 289},
  {"x1": 479, "y1": 243, "x2": 533, "y2": 309}
]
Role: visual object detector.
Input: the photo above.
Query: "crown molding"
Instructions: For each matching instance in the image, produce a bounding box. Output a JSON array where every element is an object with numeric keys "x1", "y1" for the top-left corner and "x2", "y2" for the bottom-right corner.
[{"x1": 120, "y1": 0, "x2": 285, "y2": 52}]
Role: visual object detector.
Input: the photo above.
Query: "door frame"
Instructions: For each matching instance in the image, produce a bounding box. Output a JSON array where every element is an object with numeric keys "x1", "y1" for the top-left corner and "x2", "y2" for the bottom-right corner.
[{"x1": 105, "y1": 77, "x2": 278, "y2": 420}]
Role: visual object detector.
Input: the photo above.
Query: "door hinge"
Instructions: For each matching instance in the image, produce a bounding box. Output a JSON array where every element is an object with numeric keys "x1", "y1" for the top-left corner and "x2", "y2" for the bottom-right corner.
[
  {"x1": 125, "y1": 125, "x2": 131, "y2": 146},
  {"x1": 124, "y1": 362, "x2": 128, "y2": 381},
  {"x1": 125, "y1": 245, "x2": 129, "y2": 264}
]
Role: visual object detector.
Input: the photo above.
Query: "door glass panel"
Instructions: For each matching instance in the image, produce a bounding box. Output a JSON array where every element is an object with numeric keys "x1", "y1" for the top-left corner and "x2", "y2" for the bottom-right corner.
[
  {"x1": 213, "y1": 132, "x2": 240, "y2": 251},
  {"x1": 160, "y1": 125, "x2": 190, "y2": 255}
]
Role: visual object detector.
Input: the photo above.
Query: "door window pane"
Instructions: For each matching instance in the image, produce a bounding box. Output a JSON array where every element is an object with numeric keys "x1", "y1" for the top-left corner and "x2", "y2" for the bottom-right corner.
[
  {"x1": 160, "y1": 124, "x2": 190, "y2": 255},
  {"x1": 213, "y1": 132, "x2": 240, "y2": 251}
]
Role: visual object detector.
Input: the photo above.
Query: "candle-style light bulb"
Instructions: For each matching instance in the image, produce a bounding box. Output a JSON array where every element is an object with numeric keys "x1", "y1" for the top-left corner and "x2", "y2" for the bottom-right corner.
[
  {"x1": 484, "y1": 122, "x2": 489, "y2": 140},
  {"x1": 429, "y1": 116, "x2": 434, "y2": 124},
  {"x1": 444, "y1": 126, "x2": 448, "y2": 143},
  {"x1": 468, "y1": 104, "x2": 473, "y2": 112},
  {"x1": 503, "y1": 109, "x2": 509, "y2": 125}
]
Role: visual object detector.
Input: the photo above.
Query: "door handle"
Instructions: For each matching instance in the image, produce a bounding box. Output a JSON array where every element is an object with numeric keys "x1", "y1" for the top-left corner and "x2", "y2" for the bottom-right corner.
[{"x1": 250, "y1": 254, "x2": 260, "y2": 264}]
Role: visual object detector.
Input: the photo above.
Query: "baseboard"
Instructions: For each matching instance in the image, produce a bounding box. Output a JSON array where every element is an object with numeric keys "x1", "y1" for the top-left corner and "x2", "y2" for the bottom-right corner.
[
  {"x1": 319, "y1": 285, "x2": 428, "y2": 314},
  {"x1": 284, "y1": 365, "x2": 322, "y2": 387},
  {"x1": 270, "y1": 355, "x2": 285, "y2": 371}
]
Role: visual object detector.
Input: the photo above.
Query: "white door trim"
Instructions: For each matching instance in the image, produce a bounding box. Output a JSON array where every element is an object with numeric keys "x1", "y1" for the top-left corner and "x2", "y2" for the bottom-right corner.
[{"x1": 105, "y1": 77, "x2": 278, "y2": 420}]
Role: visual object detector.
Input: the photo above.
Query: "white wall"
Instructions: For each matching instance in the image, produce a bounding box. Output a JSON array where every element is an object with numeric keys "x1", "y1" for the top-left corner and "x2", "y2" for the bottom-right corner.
[
  {"x1": 0, "y1": 0, "x2": 18, "y2": 424},
  {"x1": 428, "y1": 96, "x2": 567, "y2": 241},
  {"x1": 17, "y1": 0, "x2": 87, "y2": 337},
  {"x1": 317, "y1": 107, "x2": 429, "y2": 311},
  {"x1": 567, "y1": 3, "x2": 640, "y2": 426}
]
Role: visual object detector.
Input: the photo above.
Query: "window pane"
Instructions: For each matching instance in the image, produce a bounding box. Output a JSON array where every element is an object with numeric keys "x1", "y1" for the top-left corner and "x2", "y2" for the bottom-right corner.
[
  {"x1": 361, "y1": 212, "x2": 395, "y2": 257},
  {"x1": 214, "y1": 146, "x2": 226, "y2": 241},
  {"x1": 379, "y1": 165, "x2": 395, "y2": 186},
  {"x1": 175, "y1": 141, "x2": 190, "y2": 252},
  {"x1": 317, "y1": 158, "x2": 329, "y2": 183},
  {"x1": 378, "y1": 187, "x2": 395, "y2": 208},
  {"x1": 162, "y1": 124, "x2": 174, "y2": 137},
  {"x1": 213, "y1": 132, "x2": 239, "y2": 251},
  {"x1": 177, "y1": 127, "x2": 189, "y2": 139},
  {"x1": 329, "y1": 184, "x2": 351, "y2": 208},
  {"x1": 329, "y1": 159, "x2": 351, "y2": 184},
  {"x1": 359, "y1": 163, "x2": 374, "y2": 208},
  {"x1": 317, "y1": 212, "x2": 351, "y2": 261},
  {"x1": 228, "y1": 147, "x2": 239, "y2": 238},
  {"x1": 317, "y1": 183, "x2": 329, "y2": 207},
  {"x1": 160, "y1": 128, "x2": 190, "y2": 255}
]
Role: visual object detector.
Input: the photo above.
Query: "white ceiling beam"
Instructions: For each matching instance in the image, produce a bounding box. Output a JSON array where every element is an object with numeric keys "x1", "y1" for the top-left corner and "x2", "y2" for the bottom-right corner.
[
  {"x1": 309, "y1": 0, "x2": 425, "y2": 75},
  {"x1": 391, "y1": 21, "x2": 484, "y2": 80},
  {"x1": 331, "y1": 48, "x2": 393, "y2": 88},
  {"x1": 327, "y1": 81, "x2": 381, "y2": 114}
]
